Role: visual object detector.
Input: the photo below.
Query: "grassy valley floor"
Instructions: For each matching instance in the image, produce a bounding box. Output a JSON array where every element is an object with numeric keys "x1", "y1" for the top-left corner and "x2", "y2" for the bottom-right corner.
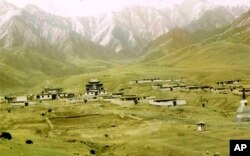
[{"x1": 1, "y1": 90, "x2": 249, "y2": 156}]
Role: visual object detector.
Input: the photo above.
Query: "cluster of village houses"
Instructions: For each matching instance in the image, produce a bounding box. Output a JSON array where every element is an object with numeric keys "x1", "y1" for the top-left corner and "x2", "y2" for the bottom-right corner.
[
  {"x1": 151, "y1": 79, "x2": 248, "y2": 95},
  {"x1": 130, "y1": 78, "x2": 249, "y2": 95},
  {"x1": 1, "y1": 78, "x2": 250, "y2": 130},
  {"x1": 0, "y1": 78, "x2": 249, "y2": 108}
]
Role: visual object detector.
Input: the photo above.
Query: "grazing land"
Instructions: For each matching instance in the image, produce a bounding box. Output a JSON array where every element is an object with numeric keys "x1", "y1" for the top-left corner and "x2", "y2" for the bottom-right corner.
[{"x1": 1, "y1": 87, "x2": 250, "y2": 156}]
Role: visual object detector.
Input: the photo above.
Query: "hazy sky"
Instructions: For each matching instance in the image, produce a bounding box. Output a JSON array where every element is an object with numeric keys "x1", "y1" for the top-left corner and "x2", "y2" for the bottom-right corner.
[{"x1": 4, "y1": 0, "x2": 250, "y2": 17}]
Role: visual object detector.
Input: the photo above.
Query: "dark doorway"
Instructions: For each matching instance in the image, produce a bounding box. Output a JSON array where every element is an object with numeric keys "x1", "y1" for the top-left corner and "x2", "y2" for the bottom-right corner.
[
  {"x1": 134, "y1": 100, "x2": 138, "y2": 105},
  {"x1": 52, "y1": 94, "x2": 57, "y2": 100},
  {"x1": 36, "y1": 95, "x2": 40, "y2": 99},
  {"x1": 173, "y1": 100, "x2": 177, "y2": 106}
]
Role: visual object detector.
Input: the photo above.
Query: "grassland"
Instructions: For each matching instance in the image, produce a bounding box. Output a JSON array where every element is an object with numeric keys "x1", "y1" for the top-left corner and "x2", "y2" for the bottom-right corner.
[
  {"x1": 0, "y1": 46, "x2": 123, "y2": 94},
  {"x1": 0, "y1": 89, "x2": 249, "y2": 156}
]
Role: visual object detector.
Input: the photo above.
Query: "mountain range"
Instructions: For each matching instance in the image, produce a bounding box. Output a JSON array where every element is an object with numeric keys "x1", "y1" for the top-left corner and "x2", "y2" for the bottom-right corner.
[
  {"x1": 0, "y1": 0, "x2": 249, "y2": 93},
  {"x1": 0, "y1": 0, "x2": 248, "y2": 56}
]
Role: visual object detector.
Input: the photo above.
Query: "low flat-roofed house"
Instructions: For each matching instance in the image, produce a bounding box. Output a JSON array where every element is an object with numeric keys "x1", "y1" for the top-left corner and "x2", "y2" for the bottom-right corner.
[
  {"x1": 152, "y1": 78, "x2": 171, "y2": 83},
  {"x1": 37, "y1": 93, "x2": 53, "y2": 100},
  {"x1": 153, "y1": 78, "x2": 161, "y2": 80},
  {"x1": 0, "y1": 96, "x2": 6, "y2": 103},
  {"x1": 217, "y1": 80, "x2": 240, "y2": 85},
  {"x1": 129, "y1": 80, "x2": 138, "y2": 84},
  {"x1": 58, "y1": 93, "x2": 74, "y2": 99},
  {"x1": 217, "y1": 81, "x2": 225, "y2": 85},
  {"x1": 10, "y1": 96, "x2": 29, "y2": 107},
  {"x1": 5, "y1": 96, "x2": 16, "y2": 103},
  {"x1": 200, "y1": 86, "x2": 211, "y2": 91},
  {"x1": 44, "y1": 87, "x2": 63, "y2": 94},
  {"x1": 145, "y1": 96, "x2": 156, "y2": 100},
  {"x1": 161, "y1": 79, "x2": 172, "y2": 83},
  {"x1": 101, "y1": 95, "x2": 113, "y2": 102},
  {"x1": 110, "y1": 95, "x2": 140, "y2": 105},
  {"x1": 160, "y1": 84, "x2": 179, "y2": 91},
  {"x1": 131, "y1": 78, "x2": 168, "y2": 84},
  {"x1": 36, "y1": 87, "x2": 74, "y2": 100},
  {"x1": 231, "y1": 80, "x2": 240, "y2": 84},
  {"x1": 172, "y1": 85, "x2": 180, "y2": 91},
  {"x1": 120, "y1": 95, "x2": 140, "y2": 101},
  {"x1": 152, "y1": 84, "x2": 162, "y2": 89},
  {"x1": 185, "y1": 86, "x2": 201, "y2": 91},
  {"x1": 178, "y1": 85, "x2": 187, "y2": 91},
  {"x1": 179, "y1": 85, "x2": 187, "y2": 88},
  {"x1": 112, "y1": 92, "x2": 124, "y2": 98},
  {"x1": 233, "y1": 88, "x2": 250, "y2": 96},
  {"x1": 16, "y1": 96, "x2": 27, "y2": 102},
  {"x1": 229, "y1": 85, "x2": 242, "y2": 92},
  {"x1": 149, "y1": 99, "x2": 186, "y2": 106},
  {"x1": 138, "y1": 79, "x2": 153, "y2": 84},
  {"x1": 152, "y1": 79, "x2": 163, "y2": 83},
  {"x1": 211, "y1": 87, "x2": 230, "y2": 94},
  {"x1": 160, "y1": 85, "x2": 173, "y2": 91}
]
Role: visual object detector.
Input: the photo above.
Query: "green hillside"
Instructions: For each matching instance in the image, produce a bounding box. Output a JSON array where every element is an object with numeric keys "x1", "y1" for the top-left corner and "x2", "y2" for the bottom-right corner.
[
  {"x1": 0, "y1": 47, "x2": 121, "y2": 94},
  {"x1": 142, "y1": 27, "x2": 228, "y2": 62}
]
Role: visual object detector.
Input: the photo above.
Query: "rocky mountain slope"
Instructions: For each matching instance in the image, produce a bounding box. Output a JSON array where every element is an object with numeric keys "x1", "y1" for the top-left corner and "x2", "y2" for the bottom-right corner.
[
  {"x1": 0, "y1": 0, "x2": 248, "y2": 57},
  {"x1": 0, "y1": 2, "x2": 118, "y2": 61}
]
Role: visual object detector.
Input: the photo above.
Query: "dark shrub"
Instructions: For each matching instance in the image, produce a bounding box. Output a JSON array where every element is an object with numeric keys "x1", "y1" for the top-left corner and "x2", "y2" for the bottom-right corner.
[
  {"x1": 90, "y1": 149, "x2": 96, "y2": 155},
  {"x1": 0, "y1": 132, "x2": 12, "y2": 140},
  {"x1": 48, "y1": 108, "x2": 52, "y2": 113},
  {"x1": 26, "y1": 140, "x2": 33, "y2": 144}
]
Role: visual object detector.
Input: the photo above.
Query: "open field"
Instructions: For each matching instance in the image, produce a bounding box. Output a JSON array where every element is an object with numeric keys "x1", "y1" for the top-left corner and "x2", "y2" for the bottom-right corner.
[{"x1": 1, "y1": 89, "x2": 250, "y2": 156}]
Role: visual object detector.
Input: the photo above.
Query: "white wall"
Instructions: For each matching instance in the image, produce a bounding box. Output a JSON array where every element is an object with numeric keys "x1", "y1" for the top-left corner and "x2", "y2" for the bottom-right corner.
[
  {"x1": 110, "y1": 99, "x2": 135, "y2": 105},
  {"x1": 10, "y1": 102, "x2": 26, "y2": 107},
  {"x1": 16, "y1": 96, "x2": 27, "y2": 102},
  {"x1": 138, "y1": 80, "x2": 152, "y2": 83},
  {"x1": 149, "y1": 99, "x2": 186, "y2": 106}
]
